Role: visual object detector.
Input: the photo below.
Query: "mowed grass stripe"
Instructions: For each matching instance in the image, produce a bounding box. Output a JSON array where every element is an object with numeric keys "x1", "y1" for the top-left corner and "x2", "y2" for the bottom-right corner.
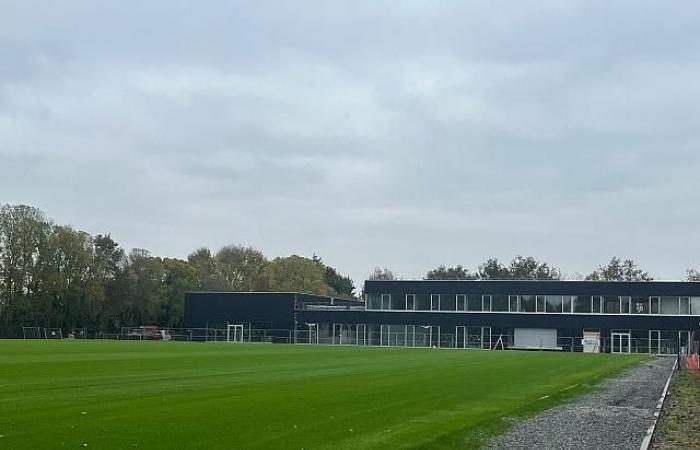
[{"x1": 0, "y1": 341, "x2": 646, "y2": 449}]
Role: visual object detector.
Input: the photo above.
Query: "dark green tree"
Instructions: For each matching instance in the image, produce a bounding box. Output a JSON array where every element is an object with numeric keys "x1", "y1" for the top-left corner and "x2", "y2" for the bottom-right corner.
[{"x1": 425, "y1": 265, "x2": 478, "y2": 280}]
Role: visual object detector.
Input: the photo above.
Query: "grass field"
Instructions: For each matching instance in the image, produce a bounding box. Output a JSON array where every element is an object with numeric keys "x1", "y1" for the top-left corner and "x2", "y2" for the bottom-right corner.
[{"x1": 0, "y1": 341, "x2": 647, "y2": 449}]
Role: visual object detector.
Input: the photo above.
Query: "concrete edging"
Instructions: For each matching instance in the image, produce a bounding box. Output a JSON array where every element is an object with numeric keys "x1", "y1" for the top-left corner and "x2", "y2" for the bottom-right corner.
[{"x1": 639, "y1": 358, "x2": 678, "y2": 450}]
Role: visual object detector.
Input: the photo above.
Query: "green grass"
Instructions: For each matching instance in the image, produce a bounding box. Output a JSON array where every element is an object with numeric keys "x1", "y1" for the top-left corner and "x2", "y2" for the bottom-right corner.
[{"x1": 0, "y1": 341, "x2": 647, "y2": 449}]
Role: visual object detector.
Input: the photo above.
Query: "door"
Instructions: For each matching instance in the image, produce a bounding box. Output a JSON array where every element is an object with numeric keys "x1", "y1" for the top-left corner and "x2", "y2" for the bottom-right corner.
[
  {"x1": 611, "y1": 332, "x2": 631, "y2": 354},
  {"x1": 227, "y1": 324, "x2": 243, "y2": 343},
  {"x1": 455, "y1": 326, "x2": 466, "y2": 348},
  {"x1": 649, "y1": 330, "x2": 661, "y2": 354},
  {"x1": 333, "y1": 324, "x2": 342, "y2": 345}
]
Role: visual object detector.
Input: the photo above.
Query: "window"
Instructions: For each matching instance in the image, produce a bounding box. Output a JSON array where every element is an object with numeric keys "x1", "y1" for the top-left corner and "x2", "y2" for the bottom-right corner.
[
  {"x1": 406, "y1": 294, "x2": 415, "y2": 310},
  {"x1": 467, "y1": 295, "x2": 482, "y2": 311},
  {"x1": 431, "y1": 294, "x2": 440, "y2": 311},
  {"x1": 691, "y1": 297, "x2": 700, "y2": 315},
  {"x1": 536, "y1": 295, "x2": 546, "y2": 312},
  {"x1": 661, "y1": 297, "x2": 679, "y2": 315},
  {"x1": 441, "y1": 294, "x2": 457, "y2": 311},
  {"x1": 680, "y1": 297, "x2": 690, "y2": 315},
  {"x1": 482, "y1": 295, "x2": 492, "y2": 311},
  {"x1": 416, "y1": 294, "x2": 431, "y2": 311},
  {"x1": 563, "y1": 296, "x2": 572, "y2": 313},
  {"x1": 632, "y1": 297, "x2": 649, "y2": 314},
  {"x1": 509, "y1": 295, "x2": 519, "y2": 312},
  {"x1": 520, "y1": 295, "x2": 536, "y2": 312},
  {"x1": 604, "y1": 296, "x2": 620, "y2": 314},
  {"x1": 367, "y1": 294, "x2": 381, "y2": 309},
  {"x1": 492, "y1": 295, "x2": 508, "y2": 312},
  {"x1": 650, "y1": 297, "x2": 660, "y2": 314},
  {"x1": 545, "y1": 295, "x2": 563, "y2": 313},
  {"x1": 456, "y1": 294, "x2": 466, "y2": 311},
  {"x1": 621, "y1": 296, "x2": 631, "y2": 314},
  {"x1": 592, "y1": 296, "x2": 602, "y2": 313},
  {"x1": 390, "y1": 294, "x2": 405, "y2": 310},
  {"x1": 573, "y1": 296, "x2": 591, "y2": 313},
  {"x1": 381, "y1": 294, "x2": 390, "y2": 310}
]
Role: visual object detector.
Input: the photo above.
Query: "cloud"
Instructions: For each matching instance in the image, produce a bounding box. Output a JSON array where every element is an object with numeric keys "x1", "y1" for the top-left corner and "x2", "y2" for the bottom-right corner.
[{"x1": 2, "y1": 1, "x2": 700, "y2": 285}]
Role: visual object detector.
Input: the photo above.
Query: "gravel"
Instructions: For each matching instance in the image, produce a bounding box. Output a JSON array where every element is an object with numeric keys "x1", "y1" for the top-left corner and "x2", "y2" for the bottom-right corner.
[{"x1": 484, "y1": 357, "x2": 676, "y2": 450}]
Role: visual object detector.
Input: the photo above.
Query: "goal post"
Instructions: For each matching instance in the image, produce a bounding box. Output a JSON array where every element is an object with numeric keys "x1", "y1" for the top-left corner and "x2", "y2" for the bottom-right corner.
[
  {"x1": 226, "y1": 324, "x2": 243, "y2": 343},
  {"x1": 43, "y1": 328, "x2": 63, "y2": 339},
  {"x1": 22, "y1": 327, "x2": 41, "y2": 339}
]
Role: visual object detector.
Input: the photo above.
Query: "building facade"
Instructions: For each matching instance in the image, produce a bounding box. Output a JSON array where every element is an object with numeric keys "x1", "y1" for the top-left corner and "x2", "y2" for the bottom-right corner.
[{"x1": 184, "y1": 280, "x2": 700, "y2": 354}]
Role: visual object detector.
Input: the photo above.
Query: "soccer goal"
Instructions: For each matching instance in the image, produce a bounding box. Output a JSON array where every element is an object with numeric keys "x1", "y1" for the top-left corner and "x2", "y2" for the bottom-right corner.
[
  {"x1": 22, "y1": 327, "x2": 41, "y2": 339},
  {"x1": 43, "y1": 328, "x2": 63, "y2": 339},
  {"x1": 226, "y1": 324, "x2": 244, "y2": 343}
]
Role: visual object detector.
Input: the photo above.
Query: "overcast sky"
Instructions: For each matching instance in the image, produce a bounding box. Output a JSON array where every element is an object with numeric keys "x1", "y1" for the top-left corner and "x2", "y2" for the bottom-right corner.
[{"x1": 2, "y1": 1, "x2": 700, "y2": 285}]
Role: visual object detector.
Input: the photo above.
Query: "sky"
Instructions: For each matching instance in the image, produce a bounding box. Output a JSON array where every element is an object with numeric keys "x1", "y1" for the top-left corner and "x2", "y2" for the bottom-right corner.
[{"x1": 2, "y1": 1, "x2": 700, "y2": 286}]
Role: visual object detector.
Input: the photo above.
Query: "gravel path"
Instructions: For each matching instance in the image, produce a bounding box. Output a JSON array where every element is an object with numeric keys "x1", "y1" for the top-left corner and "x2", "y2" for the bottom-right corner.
[{"x1": 485, "y1": 357, "x2": 676, "y2": 450}]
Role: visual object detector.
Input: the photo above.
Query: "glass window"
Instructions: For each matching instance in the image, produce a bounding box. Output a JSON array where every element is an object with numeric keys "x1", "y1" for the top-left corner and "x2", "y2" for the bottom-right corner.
[
  {"x1": 573, "y1": 296, "x2": 591, "y2": 313},
  {"x1": 416, "y1": 294, "x2": 431, "y2": 311},
  {"x1": 545, "y1": 295, "x2": 563, "y2": 313},
  {"x1": 483, "y1": 295, "x2": 492, "y2": 311},
  {"x1": 680, "y1": 297, "x2": 690, "y2": 315},
  {"x1": 563, "y1": 296, "x2": 572, "y2": 313},
  {"x1": 651, "y1": 297, "x2": 660, "y2": 314},
  {"x1": 467, "y1": 295, "x2": 482, "y2": 311},
  {"x1": 367, "y1": 294, "x2": 381, "y2": 309},
  {"x1": 661, "y1": 297, "x2": 679, "y2": 315},
  {"x1": 414, "y1": 326, "x2": 430, "y2": 347},
  {"x1": 621, "y1": 296, "x2": 631, "y2": 314},
  {"x1": 390, "y1": 294, "x2": 405, "y2": 310},
  {"x1": 441, "y1": 294, "x2": 457, "y2": 311},
  {"x1": 431, "y1": 294, "x2": 440, "y2": 311},
  {"x1": 509, "y1": 295, "x2": 519, "y2": 312},
  {"x1": 632, "y1": 297, "x2": 649, "y2": 314},
  {"x1": 536, "y1": 295, "x2": 546, "y2": 312},
  {"x1": 520, "y1": 295, "x2": 536, "y2": 312},
  {"x1": 456, "y1": 294, "x2": 466, "y2": 311},
  {"x1": 381, "y1": 294, "x2": 390, "y2": 310},
  {"x1": 690, "y1": 297, "x2": 700, "y2": 315},
  {"x1": 406, "y1": 294, "x2": 415, "y2": 310},
  {"x1": 592, "y1": 296, "x2": 602, "y2": 313},
  {"x1": 492, "y1": 295, "x2": 508, "y2": 312},
  {"x1": 604, "y1": 296, "x2": 620, "y2": 314}
]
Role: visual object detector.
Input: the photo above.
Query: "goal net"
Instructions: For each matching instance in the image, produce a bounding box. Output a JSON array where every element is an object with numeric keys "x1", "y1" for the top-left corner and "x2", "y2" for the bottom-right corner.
[
  {"x1": 44, "y1": 328, "x2": 63, "y2": 339},
  {"x1": 22, "y1": 327, "x2": 41, "y2": 339}
]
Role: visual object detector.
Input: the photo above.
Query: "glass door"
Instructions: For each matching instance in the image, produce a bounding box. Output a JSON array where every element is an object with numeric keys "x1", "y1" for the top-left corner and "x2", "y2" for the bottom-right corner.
[{"x1": 611, "y1": 332, "x2": 631, "y2": 354}]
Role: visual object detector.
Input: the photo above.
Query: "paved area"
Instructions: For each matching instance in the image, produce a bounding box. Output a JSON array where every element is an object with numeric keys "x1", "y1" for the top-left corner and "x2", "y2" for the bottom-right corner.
[{"x1": 485, "y1": 357, "x2": 676, "y2": 450}]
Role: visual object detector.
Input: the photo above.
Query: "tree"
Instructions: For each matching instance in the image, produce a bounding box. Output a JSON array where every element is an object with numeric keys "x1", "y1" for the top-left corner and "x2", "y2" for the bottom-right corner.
[
  {"x1": 265, "y1": 255, "x2": 330, "y2": 295},
  {"x1": 324, "y1": 266, "x2": 355, "y2": 298},
  {"x1": 187, "y1": 247, "x2": 227, "y2": 291},
  {"x1": 425, "y1": 265, "x2": 478, "y2": 280},
  {"x1": 508, "y1": 256, "x2": 560, "y2": 280},
  {"x1": 161, "y1": 258, "x2": 198, "y2": 327},
  {"x1": 686, "y1": 269, "x2": 700, "y2": 281},
  {"x1": 477, "y1": 258, "x2": 510, "y2": 280},
  {"x1": 368, "y1": 267, "x2": 395, "y2": 281},
  {"x1": 214, "y1": 245, "x2": 267, "y2": 291},
  {"x1": 586, "y1": 257, "x2": 652, "y2": 281}
]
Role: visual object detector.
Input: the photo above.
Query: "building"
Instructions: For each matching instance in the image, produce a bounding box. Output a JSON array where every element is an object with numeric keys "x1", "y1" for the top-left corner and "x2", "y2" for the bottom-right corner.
[{"x1": 184, "y1": 280, "x2": 700, "y2": 354}]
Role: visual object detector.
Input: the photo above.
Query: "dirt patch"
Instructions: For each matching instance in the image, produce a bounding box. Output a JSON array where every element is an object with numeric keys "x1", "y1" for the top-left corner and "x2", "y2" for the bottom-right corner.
[{"x1": 651, "y1": 370, "x2": 700, "y2": 450}]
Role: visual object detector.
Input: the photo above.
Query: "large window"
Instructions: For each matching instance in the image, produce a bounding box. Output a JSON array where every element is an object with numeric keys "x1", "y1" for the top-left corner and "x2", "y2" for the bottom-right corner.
[
  {"x1": 545, "y1": 295, "x2": 563, "y2": 313},
  {"x1": 661, "y1": 296, "x2": 679, "y2": 315},
  {"x1": 381, "y1": 294, "x2": 390, "y2": 310},
  {"x1": 406, "y1": 294, "x2": 415, "y2": 310},
  {"x1": 621, "y1": 296, "x2": 631, "y2": 314},
  {"x1": 416, "y1": 294, "x2": 431, "y2": 311},
  {"x1": 573, "y1": 296, "x2": 592, "y2": 313},
  {"x1": 483, "y1": 295, "x2": 492, "y2": 311},
  {"x1": 536, "y1": 295, "x2": 546, "y2": 312},
  {"x1": 691, "y1": 297, "x2": 700, "y2": 315},
  {"x1": 440, "y1": 294, "x2": 457, "y2": 311},
  {"x1": 520, "y1": 295, "x2": 536, "y2": 312},
  {"x1": 604, "y1": 296, "x2": 620, "y2": 314},
  {"x1": 632, "y1": 297, "x2": 649, "y2": 314},
  {"x1": 509, "y1": 295, "x2": 519, "y2": 312},
  {"x1": 492, "y1": 295, "x2": 508, "y2": 312},
  {"x1": 467, "y1": 295, "x2": 482, "y2": 311},
  {"x1": 680, "y1": 297, "x2": 690, "y2": 315},
  {"x1": 651, "y1": 297, "x2": 660, "y2": 314},
  {"x1": 390, "y1": 294, "x2": 405, "y2": 310},
  {"x1": 592, "y1": 296, "x2": 602, "y2": 313},
  {"x1": 456, "y1": 294, "x2": 466, "y2": 311},
  {"x1": 431, "y1": 294, "x2": 440, "y2": 311},
  {"x1": 367, "y1": 294, "x2": 381, "y2": 309}
]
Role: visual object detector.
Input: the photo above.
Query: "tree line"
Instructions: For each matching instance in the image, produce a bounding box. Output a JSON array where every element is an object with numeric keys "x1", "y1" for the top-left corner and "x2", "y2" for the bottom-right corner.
[
  {"x1": 2, "y1": 204, "x2": 699, "y2": 337},
  {"x1": 0, "y1": 204, "x2": 354, "y2": 337}
]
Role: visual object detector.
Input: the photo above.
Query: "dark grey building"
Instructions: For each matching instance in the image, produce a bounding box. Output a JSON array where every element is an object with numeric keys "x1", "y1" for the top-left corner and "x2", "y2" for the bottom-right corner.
[{"x1": 185, "y1": 280, "x2": 700, "y2": 354}]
